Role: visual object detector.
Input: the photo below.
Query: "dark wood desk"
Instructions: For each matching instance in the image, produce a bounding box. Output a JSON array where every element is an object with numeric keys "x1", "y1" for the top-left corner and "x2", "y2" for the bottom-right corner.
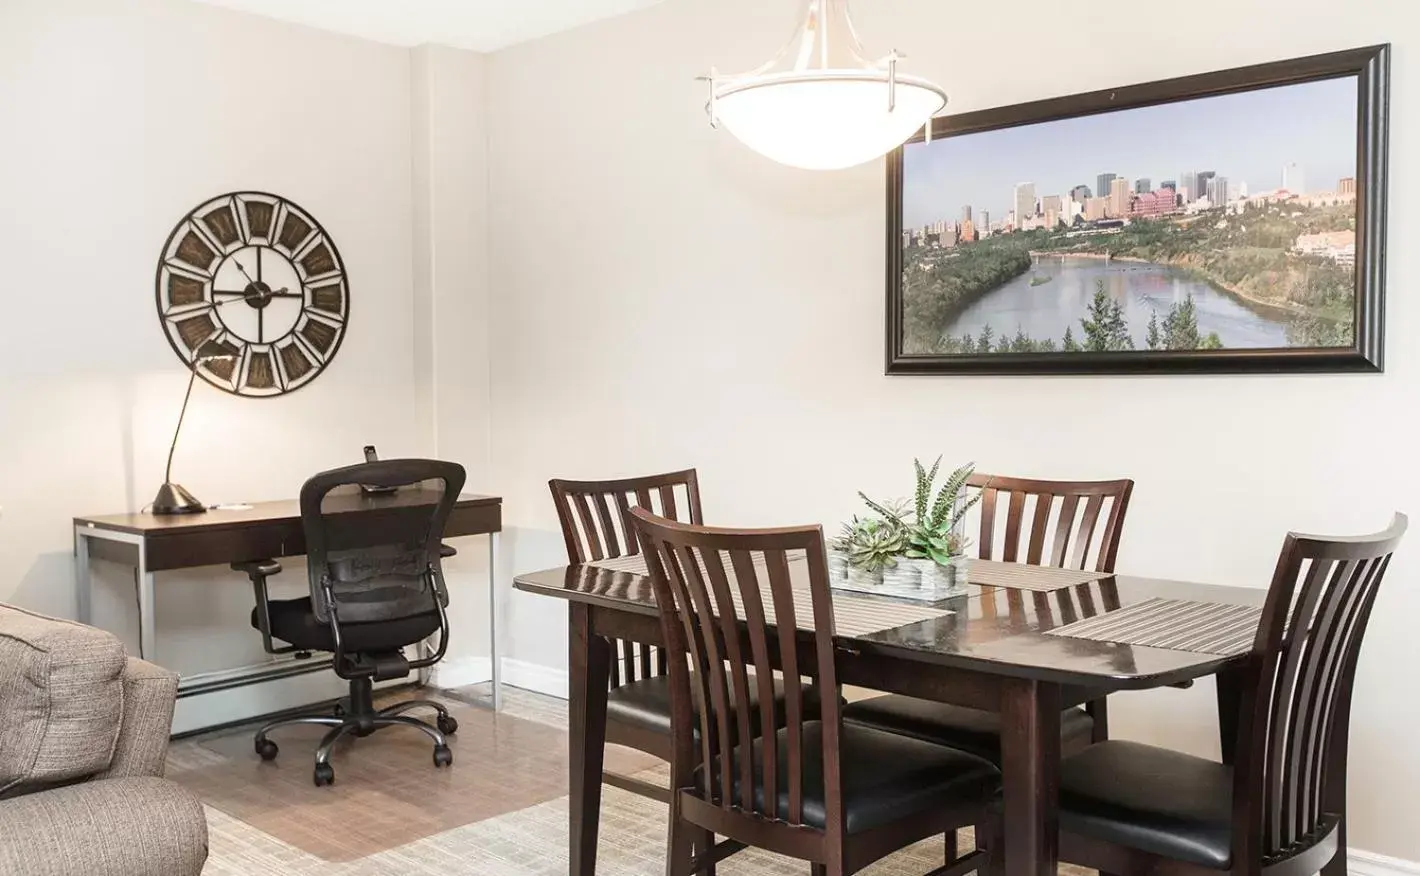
[
  {"x1": 75, "y1": 491, "x2": 503, "y2": 702},
  {"x1": 514, "y1": 563, "x2": 1263, "y2": 876}
]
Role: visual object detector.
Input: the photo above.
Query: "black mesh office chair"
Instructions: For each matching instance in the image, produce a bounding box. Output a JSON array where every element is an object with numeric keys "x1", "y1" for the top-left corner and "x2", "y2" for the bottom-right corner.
[{"x1": 233, "y1": 459, "x2": 465, "y2": 787}]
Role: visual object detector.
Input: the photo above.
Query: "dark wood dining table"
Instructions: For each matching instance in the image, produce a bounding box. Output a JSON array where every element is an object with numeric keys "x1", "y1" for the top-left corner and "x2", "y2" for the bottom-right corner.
[{"x1": 514, "y1": 561, "x2": 1264, "y2": 876}]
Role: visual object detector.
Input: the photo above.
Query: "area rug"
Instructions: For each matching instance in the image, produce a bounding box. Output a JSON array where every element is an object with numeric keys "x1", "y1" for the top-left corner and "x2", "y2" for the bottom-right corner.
[{"x1": 177, "y1": 688, "x2": 1078, "y2": 876}]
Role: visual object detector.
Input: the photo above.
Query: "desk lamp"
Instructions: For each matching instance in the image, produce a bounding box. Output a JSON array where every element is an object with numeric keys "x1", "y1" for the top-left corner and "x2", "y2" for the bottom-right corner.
[{"x1": 151, "y1": 341, "x2": 239, "y2": 515}]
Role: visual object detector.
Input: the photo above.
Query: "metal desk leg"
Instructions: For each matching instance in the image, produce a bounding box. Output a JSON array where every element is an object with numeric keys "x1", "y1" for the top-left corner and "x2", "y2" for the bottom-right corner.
[
  {"x1": 489, "y1": 531, "x2": 501, "y2": 711},
  {"x1": 417, "y1": 637, "x2": 435, "y2": 686},
  {"x1": 73, "y1": 526, "x2": 92, "y2": 624},
  {"x1": 136, "y1": 541, "x2": 156, "y2": 662}
]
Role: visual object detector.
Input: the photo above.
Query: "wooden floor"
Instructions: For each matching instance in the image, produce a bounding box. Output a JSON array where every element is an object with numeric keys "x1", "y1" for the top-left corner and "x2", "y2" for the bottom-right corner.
[{"x1": 168, "y1": 686, "x2": 660, "y2": 863}]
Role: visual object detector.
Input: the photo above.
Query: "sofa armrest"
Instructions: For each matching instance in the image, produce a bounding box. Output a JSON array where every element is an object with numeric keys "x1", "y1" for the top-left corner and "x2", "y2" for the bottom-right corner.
[
  {"x1": 0, "y1": 776, "x2": 207, "y2": 876},
  {"x1": 96, "y1": 658, "x2": 178, "y2": 780}
]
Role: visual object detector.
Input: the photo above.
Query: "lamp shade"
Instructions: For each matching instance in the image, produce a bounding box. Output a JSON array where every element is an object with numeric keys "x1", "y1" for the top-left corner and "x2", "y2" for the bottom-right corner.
[
  {"x1": 715, "y1": 73, "x2": 946, "y2": 171},
  {"x1": 706, "y1": 0, "x2": 947, "y2": 170}
]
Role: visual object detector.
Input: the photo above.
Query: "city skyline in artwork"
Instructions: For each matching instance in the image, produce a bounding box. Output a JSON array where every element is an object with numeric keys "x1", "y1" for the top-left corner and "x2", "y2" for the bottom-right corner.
[
  {"x1": 891, "y1": 65, "x2": 1374, "y2": 368},
  {"x1": 902, "y1": 76, "x2": 1357, "y2": 234}
]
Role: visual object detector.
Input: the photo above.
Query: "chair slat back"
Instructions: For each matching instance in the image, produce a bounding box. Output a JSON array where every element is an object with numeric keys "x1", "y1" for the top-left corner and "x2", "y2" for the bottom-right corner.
[
  {"x1": 550, "y1": 470, "x2": 702, "y2": 689},
  {"x1": 631, "y1": 508, "x2": 843, "y2": 836},
  {"x1": 1234, "y1": 514, "x2": 1406, "y2": 863},
  {"x1": 967, "y1": 474, "x2": 1133, "y2": 572}
]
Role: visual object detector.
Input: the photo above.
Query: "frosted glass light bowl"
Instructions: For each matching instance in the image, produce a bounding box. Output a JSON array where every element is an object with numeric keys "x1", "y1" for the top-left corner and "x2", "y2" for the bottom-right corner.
[{"x1": 714, "y1": 72, "x2": 947, "y2": 170}]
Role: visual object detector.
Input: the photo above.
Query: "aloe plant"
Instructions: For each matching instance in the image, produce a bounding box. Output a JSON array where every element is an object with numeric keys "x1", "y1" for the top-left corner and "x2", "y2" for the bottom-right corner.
[{"x1": 859, "y1": 458, "x2": 983, "y2": 566}]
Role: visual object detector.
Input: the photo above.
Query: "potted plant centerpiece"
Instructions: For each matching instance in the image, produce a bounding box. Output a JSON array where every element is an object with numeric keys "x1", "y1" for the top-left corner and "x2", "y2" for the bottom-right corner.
[
  {"x1": 861, "y1": 459, "x2": 981, "y2": 595},
  {"x1": 832, "y1": 511, "x2": 909, "y2": 589}
]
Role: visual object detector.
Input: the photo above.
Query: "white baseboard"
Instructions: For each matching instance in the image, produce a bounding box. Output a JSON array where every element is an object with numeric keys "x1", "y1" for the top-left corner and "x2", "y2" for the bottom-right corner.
[
  {"x1": 429, "y1": 655, "x2": 492, "y2": 689},
  {"x1": 1352, "y1": 848, "x2": 1420, "y2": 876},
  {"x1": 502, "y1": 658, "x2": 569, "y2": 699},
  {"x1": 171, "y1": 670, "x2": 350, "y2": 735},
  {"x1": 429, "y1": 656, "x2": 568, "y2": 699}
]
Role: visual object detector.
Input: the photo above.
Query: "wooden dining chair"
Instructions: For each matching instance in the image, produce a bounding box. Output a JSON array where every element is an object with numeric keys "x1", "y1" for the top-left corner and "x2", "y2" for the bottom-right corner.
[
  {"x1": 630, "y1": 507, "x2": 1001, "y2": 876},
  {"x1": 549, "y1": 470, "x2": 806, "y2": 808},
  {"x1": 1049, "y1": 514, "x2": 1406, "y2": 876},
  {"x1": 845, "y1": 473, "x2": 1134, "y2": 762}
]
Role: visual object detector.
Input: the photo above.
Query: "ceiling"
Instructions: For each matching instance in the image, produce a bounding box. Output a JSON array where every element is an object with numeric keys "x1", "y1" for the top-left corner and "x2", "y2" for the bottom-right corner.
[{"x1": 189, "y1": 0, "x2": 668, "y2": 52}]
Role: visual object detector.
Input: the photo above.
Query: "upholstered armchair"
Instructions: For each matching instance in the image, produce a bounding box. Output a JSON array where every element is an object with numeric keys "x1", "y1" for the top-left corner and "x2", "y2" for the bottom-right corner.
[{"x1": 0, "y1": 604, "x2": 208, "y2": 876}]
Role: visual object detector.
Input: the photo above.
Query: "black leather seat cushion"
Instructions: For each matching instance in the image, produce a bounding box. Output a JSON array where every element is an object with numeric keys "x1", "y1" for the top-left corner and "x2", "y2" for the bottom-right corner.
[
  {"x1": 702, "y1": 722, "x2": 999, "y2": 834},
  {"x1": 843, "y1": 695, "x2": 1095, "y2": 762},
  {"x1": 1058, "y1": 740, "x2": 1233, "y2": 869},
  {"x1": 252, "y1": 597, "x2": 440, "y2": 653},
  {"x1": 607, "y1": 676, "x2": 821, "y2": 741}
]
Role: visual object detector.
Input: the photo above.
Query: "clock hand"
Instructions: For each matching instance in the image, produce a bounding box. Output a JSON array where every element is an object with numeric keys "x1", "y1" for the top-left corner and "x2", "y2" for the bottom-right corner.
[
  {"x1": 231, "y1": 258, "x2": 257, "y2": 285},
  {"x1": 211, "y1": 287, "x2": 289, "y2": 308}
]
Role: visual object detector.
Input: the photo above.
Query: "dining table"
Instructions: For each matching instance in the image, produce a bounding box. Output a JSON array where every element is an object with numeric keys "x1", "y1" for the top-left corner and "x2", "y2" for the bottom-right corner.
[{"x1": 513, "y1": 557, "x2": 1266, "y2": 876}]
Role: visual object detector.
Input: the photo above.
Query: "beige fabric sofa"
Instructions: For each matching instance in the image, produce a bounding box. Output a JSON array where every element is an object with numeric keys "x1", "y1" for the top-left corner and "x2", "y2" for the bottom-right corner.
[{"x1": 0, "y1": 604, "x2": 208, "y2": 876}]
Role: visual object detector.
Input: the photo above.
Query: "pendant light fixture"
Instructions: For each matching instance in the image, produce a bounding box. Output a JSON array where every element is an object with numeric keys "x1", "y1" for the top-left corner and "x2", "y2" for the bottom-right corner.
[{"x1": 705, "y1": 0, "x2": 947, "y2": 171}]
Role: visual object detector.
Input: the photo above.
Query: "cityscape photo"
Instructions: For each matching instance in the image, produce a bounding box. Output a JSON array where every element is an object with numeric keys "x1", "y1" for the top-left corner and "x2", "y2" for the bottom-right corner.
[{"x1": 897, "y1": 75, "x2": 1361, "y2": 357}]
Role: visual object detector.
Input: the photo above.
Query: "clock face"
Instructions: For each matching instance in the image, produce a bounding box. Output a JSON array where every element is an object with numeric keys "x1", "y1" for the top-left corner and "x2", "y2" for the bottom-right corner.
[{"x1": 155, "y1": 192, "x2": 349, "y2": 397}]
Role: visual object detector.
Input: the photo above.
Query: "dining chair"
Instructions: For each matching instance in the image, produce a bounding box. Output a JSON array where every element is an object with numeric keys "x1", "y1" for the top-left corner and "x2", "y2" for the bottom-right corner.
[
  {"x1": 1048, "y1": 514, "x2": 1406, "y2": 876},
  {"x1": 549, "y1": 470, "x2": 806, "y2": 809},
  {"x1": 845, "y1": 474, "x2": 1134, "y2": 760},
  {"x1": 630, "y1": 507, "x2": 1001, "y2": 876}
]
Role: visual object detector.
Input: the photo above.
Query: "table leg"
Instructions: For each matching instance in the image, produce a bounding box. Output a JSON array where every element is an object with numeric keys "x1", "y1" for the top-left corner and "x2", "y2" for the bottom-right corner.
[
  {"x1": 569, "y1": 603, "x2": 610, "y2": 876},
  {"x1": 136, "y1": 542, "x2": 156, "y2": 662},
  {"x1": 74, "y1": 527, "x2": 92, "y2": 624},
  {"x1": 999, "y1": 677, "x2": 1061, "y2": 876},
  {"x1": 1216, "y1": 667, "x2": 1245, "y2": 766},
  {"x1": 489, "y1": 532, "x2": 501, "y2": 711}
]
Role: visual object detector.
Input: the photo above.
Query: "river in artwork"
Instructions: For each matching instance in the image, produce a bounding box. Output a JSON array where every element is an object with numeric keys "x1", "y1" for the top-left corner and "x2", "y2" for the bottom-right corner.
[{"x1": 943, "y1": 255, "x2": 1291, "y2": 349}]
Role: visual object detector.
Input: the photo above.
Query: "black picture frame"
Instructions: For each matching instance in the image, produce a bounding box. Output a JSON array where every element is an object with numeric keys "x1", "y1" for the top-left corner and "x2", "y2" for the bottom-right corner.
[{"x1": 885, "y1": 45, "x2": 1389, "y2": 376}]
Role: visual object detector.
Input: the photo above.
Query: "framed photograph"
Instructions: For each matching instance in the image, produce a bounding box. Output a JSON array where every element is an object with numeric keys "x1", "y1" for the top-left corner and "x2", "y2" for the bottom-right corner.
[{"x1": 885, "y1": 45, "x2": 1389, "y2": 375}]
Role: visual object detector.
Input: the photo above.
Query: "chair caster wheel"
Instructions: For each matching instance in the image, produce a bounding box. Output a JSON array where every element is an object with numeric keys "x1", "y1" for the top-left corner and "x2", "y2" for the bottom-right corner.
[
  {"x1": 255, "y1": 739, "x2": 279, "y2": 761},
  {"x1": 433, "y1": 745, "x2": 454, "y2": 768},
  {"x1": 313, "y1": 763, "x2": 335, "y2": 787},
  {"x1": 437, "y1": 714, "x2": 459, "y2": 736}
]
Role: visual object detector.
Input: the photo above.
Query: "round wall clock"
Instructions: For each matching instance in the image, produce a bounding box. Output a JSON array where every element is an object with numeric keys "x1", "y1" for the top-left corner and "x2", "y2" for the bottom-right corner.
[{"x1": 155, "y1": 191, "x2": 349, "y2": 397}]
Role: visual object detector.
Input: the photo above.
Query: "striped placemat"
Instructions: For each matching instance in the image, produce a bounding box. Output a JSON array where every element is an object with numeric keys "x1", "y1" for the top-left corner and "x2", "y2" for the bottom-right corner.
[
  {"x1": 585, "y1": 553, "x2": 951, "y2": 638},
  {"x1": 1045, "y1": 597, "x2": 1261, "y2": 655},
  {"x1": 969, "y1": 559, "x2": 1109, "y2": 592}
]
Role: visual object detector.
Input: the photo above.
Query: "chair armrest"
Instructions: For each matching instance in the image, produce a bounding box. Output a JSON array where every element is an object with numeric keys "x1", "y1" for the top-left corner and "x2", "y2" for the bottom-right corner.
[
  {"x1": 232, "y1": 559, "x2": 282, "y2": 577},
  {"x1": 1167, "y1": 680, "x2": 1196, "y2": 689},
  {"x1": 439, "y1": 543, "x2": 457, "y2": 558},
  {"x1": 236, "y1": 560, "x2": 299, "y2": 656},
  {"x1": 97, "y1": 658, "x2": 178, "y2": 780},
  {"x1": 0, "y1": 777, "x2": 207, "y2": 876}
]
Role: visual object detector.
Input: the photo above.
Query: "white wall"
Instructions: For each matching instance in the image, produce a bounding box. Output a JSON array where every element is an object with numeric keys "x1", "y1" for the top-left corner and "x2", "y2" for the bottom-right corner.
[
  {"x1": 485, "y1": 0, "x2": 1420, "y2": 860},
  {"x1": 0, "y1": 0, "x2": 426, "y2": 728},
  {"x1": 411, "y1": 44, "x2": 497, "y2": 687}
]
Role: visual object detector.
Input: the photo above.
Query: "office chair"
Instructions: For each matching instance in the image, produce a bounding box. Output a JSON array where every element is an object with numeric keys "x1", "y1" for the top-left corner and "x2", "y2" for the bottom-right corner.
[{"x1": 232, "y1": 459, "x2": 465, "y2": 787}]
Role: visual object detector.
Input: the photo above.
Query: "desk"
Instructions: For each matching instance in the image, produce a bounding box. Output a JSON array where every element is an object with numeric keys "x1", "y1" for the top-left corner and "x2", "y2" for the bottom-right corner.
[
  {"x1": 75, "y1": 491, "x2": 503, "y2": 706},
  {"x1": 515, "y1": 563, "x2": 1264, "y2": 876}
]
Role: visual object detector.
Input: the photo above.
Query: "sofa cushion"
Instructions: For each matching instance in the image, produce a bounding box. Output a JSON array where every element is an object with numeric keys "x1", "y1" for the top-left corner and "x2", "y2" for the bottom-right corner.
[
  {"x1": 0, "y1": 604, "x2": 126, "y2": 796},
  {"x1": 0, "y1": 776, "x2": 209, "y2": 876}
]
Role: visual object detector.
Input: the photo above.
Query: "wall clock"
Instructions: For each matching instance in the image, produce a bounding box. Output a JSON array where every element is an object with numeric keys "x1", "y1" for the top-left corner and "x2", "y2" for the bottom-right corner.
[{"x1": 155, "y1": 191, "x2": 349, "y2": 397}]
